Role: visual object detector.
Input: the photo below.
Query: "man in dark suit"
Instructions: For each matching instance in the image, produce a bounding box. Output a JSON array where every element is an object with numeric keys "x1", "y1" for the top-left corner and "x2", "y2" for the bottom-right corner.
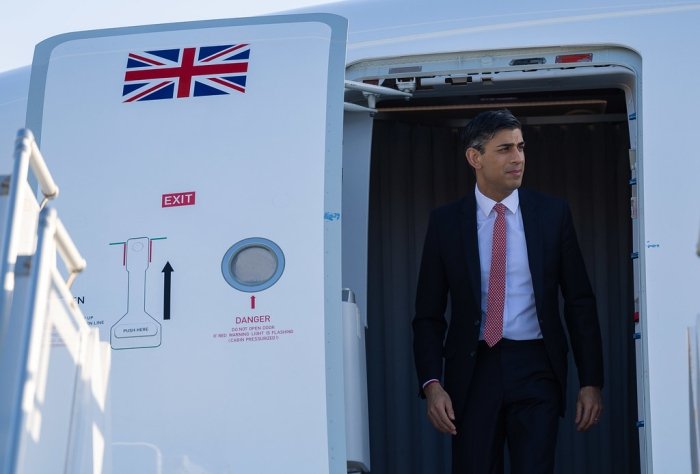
[{"x1": 413, "y1": 109, "x2": 603, "y2": 473}]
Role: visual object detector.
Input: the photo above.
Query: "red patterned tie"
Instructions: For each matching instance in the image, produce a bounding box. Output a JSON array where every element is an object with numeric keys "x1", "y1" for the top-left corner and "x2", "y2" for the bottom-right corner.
[{"x1": 484, "y1": 203, "x2": 507, "y2": 347}]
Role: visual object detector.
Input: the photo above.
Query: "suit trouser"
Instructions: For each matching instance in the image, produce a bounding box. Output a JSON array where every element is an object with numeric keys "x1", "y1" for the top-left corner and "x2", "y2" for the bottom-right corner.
[{"x1": 452, "y1": 339, "x2": 561, "y2": 474}]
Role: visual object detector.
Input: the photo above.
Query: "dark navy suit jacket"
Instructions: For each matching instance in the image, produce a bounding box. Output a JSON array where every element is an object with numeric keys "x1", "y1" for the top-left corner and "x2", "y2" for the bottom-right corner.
[{"x1": 412, "y1": 188, "x2": 603, "y2": 421}]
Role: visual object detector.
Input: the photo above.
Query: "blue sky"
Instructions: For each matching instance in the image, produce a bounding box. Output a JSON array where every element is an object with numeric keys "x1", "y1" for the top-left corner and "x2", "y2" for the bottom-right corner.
[{"x1": 1, "y1": 0, "x2": 332, "y2": 72}]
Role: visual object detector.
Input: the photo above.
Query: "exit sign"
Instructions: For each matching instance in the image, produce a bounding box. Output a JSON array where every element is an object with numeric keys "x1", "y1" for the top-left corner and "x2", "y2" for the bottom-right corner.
[{"x1": 162, "y1": 191, "x2": 196, "y2": 208}]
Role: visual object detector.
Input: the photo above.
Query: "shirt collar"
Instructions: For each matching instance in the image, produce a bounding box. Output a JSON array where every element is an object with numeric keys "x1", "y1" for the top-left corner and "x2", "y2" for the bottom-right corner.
[{"x1": 474, "y1": 185, "x2": 519, "y2": 217}]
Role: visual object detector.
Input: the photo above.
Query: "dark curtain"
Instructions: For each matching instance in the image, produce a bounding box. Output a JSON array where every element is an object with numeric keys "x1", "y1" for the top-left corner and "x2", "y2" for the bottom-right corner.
[{"x1": 365, "y1": 120, "x2": 639, "y2": 473}]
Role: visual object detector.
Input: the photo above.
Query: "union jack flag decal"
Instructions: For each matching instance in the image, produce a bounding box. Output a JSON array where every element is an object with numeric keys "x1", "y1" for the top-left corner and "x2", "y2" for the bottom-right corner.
[{"x1": 122, "y1": 44, "x2": 250, "y2": 102}]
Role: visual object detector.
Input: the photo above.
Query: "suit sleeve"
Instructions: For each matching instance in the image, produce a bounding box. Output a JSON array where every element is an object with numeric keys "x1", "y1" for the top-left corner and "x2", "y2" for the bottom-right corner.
[
  {"x1": 413, "y1": 211, "x2": 449, "y2": 397},
  {"x1": 559, "y1": 202, "x2": 604, "y2": 389}
]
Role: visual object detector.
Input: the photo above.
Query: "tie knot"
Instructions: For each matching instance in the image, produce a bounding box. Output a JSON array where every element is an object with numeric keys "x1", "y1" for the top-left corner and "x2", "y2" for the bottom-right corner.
[{"x1": 494, "y1": 203, "x2": 507, "y2": 216}]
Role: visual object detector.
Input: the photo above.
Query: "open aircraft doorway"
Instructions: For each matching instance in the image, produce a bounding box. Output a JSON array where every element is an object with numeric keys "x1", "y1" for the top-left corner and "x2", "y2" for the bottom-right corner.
[{"x1": 343, "y1": 46, "x2": 642, "y2": 473}]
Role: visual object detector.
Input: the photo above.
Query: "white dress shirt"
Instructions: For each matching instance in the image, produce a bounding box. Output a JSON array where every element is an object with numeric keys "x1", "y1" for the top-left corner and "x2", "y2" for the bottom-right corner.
[{"x1": 475, "y1": 185, "x2": 542, "y2": 340}]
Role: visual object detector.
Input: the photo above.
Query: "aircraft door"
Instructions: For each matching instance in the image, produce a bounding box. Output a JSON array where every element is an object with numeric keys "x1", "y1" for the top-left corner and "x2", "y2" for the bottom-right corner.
[{"x1": 26, "y1": 14, "x2": 348, "y2": 474}]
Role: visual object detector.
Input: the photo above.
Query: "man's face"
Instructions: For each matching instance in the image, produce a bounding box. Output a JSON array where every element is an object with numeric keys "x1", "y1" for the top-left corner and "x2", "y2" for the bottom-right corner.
[{"x1": 467, "y1": 127, "x2": 525, "y2": 202}]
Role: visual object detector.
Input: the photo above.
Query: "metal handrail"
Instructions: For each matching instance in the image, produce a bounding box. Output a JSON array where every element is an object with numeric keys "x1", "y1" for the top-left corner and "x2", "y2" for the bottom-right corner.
[
  {"x1": 55, "y1": 218, "x2": 87, "y2": 287},
  {"x1": 344, "y1": 80, "x2": 413, "y2": 114},
  {"x1": 0, "y1": 130, "x2": 98, "y2": 474},
  {"x1": 0, "y1": 129, "x2": 61, "y2": 316},
  {"x1": 15, "y1": 129, "x2": 59, "y2": 204},
  {"x1": 0, "y1": 206, "x2": 90, "y2": 474},
  {"x1": 344, "y1": 80, "x2": 412, "y2": 98}
]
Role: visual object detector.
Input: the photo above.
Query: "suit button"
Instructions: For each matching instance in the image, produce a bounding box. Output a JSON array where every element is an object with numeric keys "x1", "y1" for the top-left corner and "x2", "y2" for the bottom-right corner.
[
  {"x1": 469, "y1": 351, "x2": 476, "y2": 357},
  {"x1": 474, "y1": 319, "x2": 480, "y2": 326},
  {"x1": 539, "y1": 319, "x2": 544, "y2": 324}
]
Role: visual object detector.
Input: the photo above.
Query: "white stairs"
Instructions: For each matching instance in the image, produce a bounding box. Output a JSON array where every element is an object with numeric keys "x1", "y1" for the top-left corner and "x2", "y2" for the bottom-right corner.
[{"x1": 0, "y1": 129, "x2": 110, "y2": 474}]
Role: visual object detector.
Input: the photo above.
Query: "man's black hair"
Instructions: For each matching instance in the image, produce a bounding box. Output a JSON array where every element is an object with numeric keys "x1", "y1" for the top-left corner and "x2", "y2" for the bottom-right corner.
[{"x1": 461, "y1": 109, "x2": 521, "y2": 154}]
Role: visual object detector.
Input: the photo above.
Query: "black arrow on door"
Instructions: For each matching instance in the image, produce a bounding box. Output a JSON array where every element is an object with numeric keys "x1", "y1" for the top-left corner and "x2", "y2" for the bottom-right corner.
[{"x1": 162, "y1": 262, "x2": 174, "y2": 320}]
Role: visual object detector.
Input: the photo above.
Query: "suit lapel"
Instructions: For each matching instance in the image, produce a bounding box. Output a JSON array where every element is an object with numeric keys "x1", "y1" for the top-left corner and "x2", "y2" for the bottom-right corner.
[
  {"x1": 460, "y1": 194, "x2": 482, "y2": 309},
  {"x1": 519, "y1": 189, "x2": 545, "y2": 315}
]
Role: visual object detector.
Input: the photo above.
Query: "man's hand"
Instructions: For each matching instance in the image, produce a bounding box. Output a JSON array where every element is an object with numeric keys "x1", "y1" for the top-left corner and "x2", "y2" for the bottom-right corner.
[
  {"x1": 425, "y1": 382, "x2": 457, "y2": 435},
  {"x1": 575, "y1": 385, "x2": 603, "y2": 432}
]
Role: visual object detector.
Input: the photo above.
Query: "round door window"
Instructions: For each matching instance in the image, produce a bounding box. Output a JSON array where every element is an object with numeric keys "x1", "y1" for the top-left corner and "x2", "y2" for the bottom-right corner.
[{"x1": 221, "y1": 238, "x2": 285, "y2": 292}]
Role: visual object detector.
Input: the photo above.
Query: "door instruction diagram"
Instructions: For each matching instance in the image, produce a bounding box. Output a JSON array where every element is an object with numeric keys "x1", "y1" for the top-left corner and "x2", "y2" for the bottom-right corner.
[{"x1": 110, "y1": 237, "x2": 162, "y2": 349}]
